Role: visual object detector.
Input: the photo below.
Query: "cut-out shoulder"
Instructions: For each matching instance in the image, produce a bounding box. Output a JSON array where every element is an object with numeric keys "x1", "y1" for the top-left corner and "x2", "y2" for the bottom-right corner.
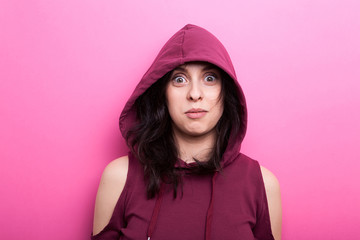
[
  {"x1": 92, "y1": 156, "x2": 129, "y2": 235},
  {"x1": 260, "y1": 166, "x2": 282, "y2": 240}
]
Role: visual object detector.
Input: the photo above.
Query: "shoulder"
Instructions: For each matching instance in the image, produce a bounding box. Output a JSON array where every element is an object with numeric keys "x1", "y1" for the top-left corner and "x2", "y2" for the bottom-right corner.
[
  {"x1": 92, "y1": 156, "x2": 129, "y2": 235},
  {"x1": 260, "y1": 166, "x2": 282, "y2": 240},
  {"x1": 97, "y1": 156, "x2": 129, "y2": 197},
  {"x1": 102, "y1": 156, "x2": 129, "y2": 183},
  {"x1": 260, "y1": 166, "x2": 280, "y2": 193}
]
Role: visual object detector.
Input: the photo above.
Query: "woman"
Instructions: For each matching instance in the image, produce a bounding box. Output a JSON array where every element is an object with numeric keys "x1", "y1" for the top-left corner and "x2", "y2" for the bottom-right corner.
[{"x1": 92, "y1": 24, "x2": 282, "y2": 240}]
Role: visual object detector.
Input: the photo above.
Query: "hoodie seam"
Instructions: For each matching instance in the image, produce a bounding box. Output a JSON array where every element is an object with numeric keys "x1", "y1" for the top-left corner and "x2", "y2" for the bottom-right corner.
[{"x1": 180, "y1": 29, "x2": 186, "y2": 60}]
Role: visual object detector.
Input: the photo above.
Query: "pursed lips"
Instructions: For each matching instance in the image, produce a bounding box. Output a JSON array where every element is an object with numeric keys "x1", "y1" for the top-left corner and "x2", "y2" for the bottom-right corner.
[{"x1": 185, "y1": 108, "x2": 208, "y2": 119}]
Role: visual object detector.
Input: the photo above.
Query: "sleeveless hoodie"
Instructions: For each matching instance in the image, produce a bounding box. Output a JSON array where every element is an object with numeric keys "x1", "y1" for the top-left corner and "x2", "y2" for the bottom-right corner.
[{"x1": 91, "y1": 24, "x2": 274, "y2": 240}]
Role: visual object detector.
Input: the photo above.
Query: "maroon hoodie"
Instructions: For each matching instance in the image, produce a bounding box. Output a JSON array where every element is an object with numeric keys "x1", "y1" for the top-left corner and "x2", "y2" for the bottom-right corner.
[{"x1": 91, "y1": 24, "x2": 274, "y2": 240}]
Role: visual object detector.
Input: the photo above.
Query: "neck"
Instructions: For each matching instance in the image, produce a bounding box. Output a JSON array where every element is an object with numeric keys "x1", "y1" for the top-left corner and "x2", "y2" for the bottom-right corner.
[{"x1": 172, "y1": 127, "x2": 217, "y2": 163}]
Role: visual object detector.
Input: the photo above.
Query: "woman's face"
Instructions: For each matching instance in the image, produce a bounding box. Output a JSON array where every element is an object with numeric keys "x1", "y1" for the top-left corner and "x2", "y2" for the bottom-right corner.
[{"x1": 166, "y1": 62, "x2": 224, "y2": 138}]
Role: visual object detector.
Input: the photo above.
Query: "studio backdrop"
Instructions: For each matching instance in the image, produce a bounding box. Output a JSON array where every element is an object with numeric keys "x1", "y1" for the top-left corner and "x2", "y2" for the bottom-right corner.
[{"x1": 1, "y1": 0, "x2": 359, "y2": 239}]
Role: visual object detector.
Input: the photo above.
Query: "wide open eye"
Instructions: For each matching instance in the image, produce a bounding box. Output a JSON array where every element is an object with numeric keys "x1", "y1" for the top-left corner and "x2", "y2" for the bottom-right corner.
[
  {"x1": 171, "y1": 75, "x2": 188, "y2": 86},
  {"x1": 204, "y1": 73, "x2": 219, "y2": 85},
  {"x1": 174, "y1": 76, "x2": 186, "y2": 83},
  {"x1": 205, "y1": 75, "x2": 216, "y2": 82}
]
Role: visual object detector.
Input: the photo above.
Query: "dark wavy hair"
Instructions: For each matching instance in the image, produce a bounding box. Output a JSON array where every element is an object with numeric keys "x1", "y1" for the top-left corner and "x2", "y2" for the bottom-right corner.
[{"x1": 126, "y1": 64, "x2": 243, "y2": 199}]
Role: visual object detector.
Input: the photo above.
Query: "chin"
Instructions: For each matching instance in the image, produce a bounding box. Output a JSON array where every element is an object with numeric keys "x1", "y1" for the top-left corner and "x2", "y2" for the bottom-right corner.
[
  {"x1": 184, "y1": 127, "x2": 215, "y2": 137},
  {"x1": 186, "y1": 131, "x2": 206, "y2": 137}
]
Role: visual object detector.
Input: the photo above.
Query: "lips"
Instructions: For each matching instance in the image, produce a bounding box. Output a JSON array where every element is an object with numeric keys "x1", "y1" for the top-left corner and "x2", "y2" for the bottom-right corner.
[{"x1": 185, "y1": 108, "x2": 207, "y2": 119}]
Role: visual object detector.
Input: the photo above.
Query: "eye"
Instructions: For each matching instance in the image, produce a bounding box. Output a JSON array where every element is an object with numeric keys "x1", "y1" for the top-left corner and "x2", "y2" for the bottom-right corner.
[
  {"x1": 204, "y1": 74, "x2": 217, "y2": 83},
  {"x1": 171, "y1": 75, "x2": 187, "y2": 86},
  {"x1": 174, "y1": 76, "x2": 186, "y2": 83}
]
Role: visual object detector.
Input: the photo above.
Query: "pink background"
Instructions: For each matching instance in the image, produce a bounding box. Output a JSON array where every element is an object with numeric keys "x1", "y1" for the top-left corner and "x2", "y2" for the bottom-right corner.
[{"x1": 1, "y1": 0, "x2": 359, "y2": 239}]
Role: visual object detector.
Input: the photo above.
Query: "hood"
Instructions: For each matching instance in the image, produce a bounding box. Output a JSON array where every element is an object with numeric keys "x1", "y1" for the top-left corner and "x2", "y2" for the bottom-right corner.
[{"x1": 119, "y1": 24, "x2": 247, "y2": 167}]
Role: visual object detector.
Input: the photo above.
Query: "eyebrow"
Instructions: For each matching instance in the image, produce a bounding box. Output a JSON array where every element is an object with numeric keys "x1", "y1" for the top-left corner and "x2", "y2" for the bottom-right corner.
[
  {"x1": 173, "y1": 66, "x2": 187, "y2": 72},
  {"x1": 203, "y1": 64, "x2": 219, "y2": 71},
  {"x1": 173, "y1": 64, "x2": 219, "y2": 73}
]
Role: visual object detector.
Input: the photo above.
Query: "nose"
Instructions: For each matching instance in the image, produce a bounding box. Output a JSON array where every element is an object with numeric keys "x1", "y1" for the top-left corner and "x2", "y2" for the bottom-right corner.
[{"x1": 187, "y1": 81, "x2": 203, "y2": 101}]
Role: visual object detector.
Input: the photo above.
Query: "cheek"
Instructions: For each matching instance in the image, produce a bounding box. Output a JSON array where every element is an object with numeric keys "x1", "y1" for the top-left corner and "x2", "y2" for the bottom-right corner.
[
  {"x1": 214, "y1": 99, "x2": 224, "y2": 118},
  {"x1": 165, "y1": 87, "x2": 180, "y2": 116},
  {"x1": 207, "y1": 83, "x2": 222, "y2": 98},
  {"x1": 207, "y1": 88, "x2": 223, "y2": 107},
  {"x1": 209, "y1": 90, "x2": 224, "y2": 119}
]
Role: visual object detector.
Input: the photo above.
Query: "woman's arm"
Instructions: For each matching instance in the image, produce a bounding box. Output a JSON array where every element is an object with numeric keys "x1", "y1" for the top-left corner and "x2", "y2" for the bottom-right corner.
[
  {"x1": 260, "y1": 166, "x2": 282, "y2": 240},
  {"x1": 92, "y1": 156, "x2": 129, "y2": 235}
]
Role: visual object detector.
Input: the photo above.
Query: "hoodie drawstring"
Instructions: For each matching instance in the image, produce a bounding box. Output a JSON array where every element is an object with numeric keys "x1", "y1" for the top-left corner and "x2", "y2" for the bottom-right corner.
[
  {"x1": 147, "y1": 172, "x2": 218, "y2": 240},
  {"x1": 205, "y1": 171, "x2": 218, "y2": 240},
  {"x1": 147, "y1": 182, "x2": 165, "y2": 240}
]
